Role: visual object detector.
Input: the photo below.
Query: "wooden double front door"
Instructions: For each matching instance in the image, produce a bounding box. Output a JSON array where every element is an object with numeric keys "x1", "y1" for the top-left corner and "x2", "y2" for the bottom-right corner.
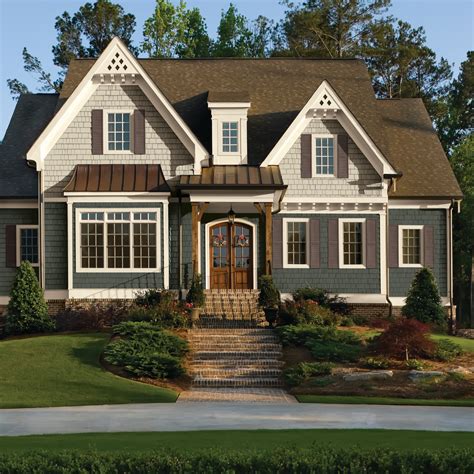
[{"x1": 210, "y1": 222, "x2": 253, "y2": 290}]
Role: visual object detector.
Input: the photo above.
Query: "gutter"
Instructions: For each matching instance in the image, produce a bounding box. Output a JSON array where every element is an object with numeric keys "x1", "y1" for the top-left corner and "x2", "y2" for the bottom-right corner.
[{"x1": 384, "y1": 203, "x2": 392, "y2": 317}]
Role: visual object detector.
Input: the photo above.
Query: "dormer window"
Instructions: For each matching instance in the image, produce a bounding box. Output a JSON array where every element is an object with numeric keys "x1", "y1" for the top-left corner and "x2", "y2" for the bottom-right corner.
[
  {"x1": 208, "y1": 91, "x2": 250, "y2": 165},
  {"x1": 314, "y1": 135, "x2": 336, "y2": 176},
  {"x1": 222, "y1": 122, "x2": 239, "y2": 153},
  {"x1": 106, "y1": 111, "x2": 131, "y2": 152}
]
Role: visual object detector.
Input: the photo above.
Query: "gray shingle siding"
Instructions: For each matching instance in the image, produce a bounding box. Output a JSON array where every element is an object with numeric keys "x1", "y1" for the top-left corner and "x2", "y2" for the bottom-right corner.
[
  {"x1": 272, "y1": 213, "x2": 381, "y2": 294},
  {"x1": 389, "y1": 209, "x2": 447, "y2": 297},
  {"x1": 72, "y1": 202, "x2": 164, "y2": 290},
  {"x1": 45, "y1": 203, "x2": 68, "y2": 290},
  {"x1": 0, "y1": 209, "x2": 38, "y2": 295}
]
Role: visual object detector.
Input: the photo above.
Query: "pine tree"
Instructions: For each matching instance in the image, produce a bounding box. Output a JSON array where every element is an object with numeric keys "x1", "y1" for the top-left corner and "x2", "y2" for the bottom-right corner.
[
  {"x1": 402, "y1": 267, "x2": 446, "y2": 327},
  {"x1": 6, "y1": 261, "x2": 54, "y2": 335}
]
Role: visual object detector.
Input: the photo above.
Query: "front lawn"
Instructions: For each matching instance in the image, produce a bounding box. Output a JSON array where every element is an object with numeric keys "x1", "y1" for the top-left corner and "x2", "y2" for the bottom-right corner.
[
  {"x1": 431, "y1": 333, "x2": 474, "y2": 352},
  {"x1": 1, "y1": 429, "x2": 473, "y2": 452},
  {"x1": 0, "y1": 333, "x2": 177, "y2": 408}
]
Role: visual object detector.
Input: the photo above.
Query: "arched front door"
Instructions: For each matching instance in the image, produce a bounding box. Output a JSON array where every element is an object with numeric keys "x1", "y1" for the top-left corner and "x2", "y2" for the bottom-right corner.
[{"x1": 210, "y1": 222, "x2": 253, "y2": 290}]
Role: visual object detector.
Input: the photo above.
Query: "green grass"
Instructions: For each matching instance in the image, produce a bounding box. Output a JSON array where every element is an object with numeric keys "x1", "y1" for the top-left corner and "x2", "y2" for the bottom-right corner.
[
  {"x1": 431, "y1": 333, "x2": 474, "y2": 352},
  {"x1": 0, "y1": 430, "x2": 473, "y2": 453},
  {"x1": 0, "y1": 333, "x2": 177, "y2": 408},
  {"x1": 297, "y1": 395, "x2": 474, "y2": 406}
]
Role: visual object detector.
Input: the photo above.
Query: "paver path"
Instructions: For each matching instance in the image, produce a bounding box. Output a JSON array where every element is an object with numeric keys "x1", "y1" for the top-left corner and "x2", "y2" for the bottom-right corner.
[
  {"x1": 178, "y1": 388, "x2": 297, "y2": 403},
  {"x1": 1, "y1": 403, "x2": 473, "y2": 436}
]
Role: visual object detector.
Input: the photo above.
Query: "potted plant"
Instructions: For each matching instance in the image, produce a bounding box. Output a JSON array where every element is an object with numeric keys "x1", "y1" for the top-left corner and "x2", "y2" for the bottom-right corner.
[
  {"x1": 186, "y1": 273, "x2": 205, "y2": 325},
  {"x1": 258, "y1": 275, "x2": 280, "y2": 327}
]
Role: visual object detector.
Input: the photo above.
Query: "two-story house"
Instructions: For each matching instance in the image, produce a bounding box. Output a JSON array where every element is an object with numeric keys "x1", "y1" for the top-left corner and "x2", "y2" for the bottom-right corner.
[{"x1": 0, "y1": 38, "x2": 462, "y2": 317}]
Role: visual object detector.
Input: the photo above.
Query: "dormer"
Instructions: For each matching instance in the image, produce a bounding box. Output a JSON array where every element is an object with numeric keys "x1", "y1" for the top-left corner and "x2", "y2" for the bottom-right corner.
[{"x1": 207, "y1": 91, "x2": 250, "y2": 165}]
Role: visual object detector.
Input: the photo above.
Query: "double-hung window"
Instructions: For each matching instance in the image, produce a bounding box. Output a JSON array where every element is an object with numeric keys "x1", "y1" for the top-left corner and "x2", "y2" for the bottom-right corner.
[
  {"x1": 314, "y1": 135, "x2": 336, "y2": 176},
  {"x1": 222, "y1": 121, "x2": 239, "y2": 153},
  {"x1": 106, "y1": 112, "x2": 131, "y2": 152},
  {"x1": 283, "y1": 219, "x2": 309, "y2": 268},
  {"x1": 399, "y1": 225, "x2": 423, "y2": 267},
  {"x1": 16, "y1": 226, "x2": 39, "y2": 267},
  {"x1": 339, "y1": 219, "x2": 365, "y2": 268},
  {"x1": 77, "y1": 210, "x2": 159, "y2": 272}
]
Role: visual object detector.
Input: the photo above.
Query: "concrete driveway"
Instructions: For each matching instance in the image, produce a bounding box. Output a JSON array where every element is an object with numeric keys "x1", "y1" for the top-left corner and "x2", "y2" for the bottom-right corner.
[{"x1": 1, "y1": 403, "x2": 473, "y2": 436}]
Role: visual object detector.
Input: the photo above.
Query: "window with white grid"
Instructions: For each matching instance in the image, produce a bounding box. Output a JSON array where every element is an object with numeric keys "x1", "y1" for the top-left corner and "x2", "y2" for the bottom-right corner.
[
  {"x1": 77, "y1": 210, "x2": 159, "y2": 272},
  {"x1": 401, "y1": 227, "x2": 422, "y2": 266},
  {"x1": 315, "y1": 136, "x2": 335, "y2": 175},
  {"x1": 286, "y1": 221, "x2": 308, "y2": 266},
  {"x1": 341, "y1": 220, "x2": 364, "y2": 266},
  {"x1": 17, "y1": 227, "x2": 39, "y2": 266},
  {"x1": 222, "y1": 121, "x2": 238, "y2": 153},
  {"x1": 107, "y1": 112, "x2": 131, "y2": 151}
]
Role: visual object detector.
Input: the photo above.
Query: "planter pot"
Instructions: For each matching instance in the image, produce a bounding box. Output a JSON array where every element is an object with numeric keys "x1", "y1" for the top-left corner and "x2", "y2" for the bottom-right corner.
[
  {"x1": 190, "y1": 308, "x2": 201, "y2": 326},
  {"x1": 264, "y1": 307, "x2": 278, "y2": 328}
]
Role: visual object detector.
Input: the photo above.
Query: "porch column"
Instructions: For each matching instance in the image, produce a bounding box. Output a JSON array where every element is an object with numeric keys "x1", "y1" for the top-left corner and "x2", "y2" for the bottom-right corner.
[
  {"x1": 265, "y1": 203, "x2": 272, "y2": 275},
  {"x1": 191, "y1": 203, "x2": 199, "y2": 275}
]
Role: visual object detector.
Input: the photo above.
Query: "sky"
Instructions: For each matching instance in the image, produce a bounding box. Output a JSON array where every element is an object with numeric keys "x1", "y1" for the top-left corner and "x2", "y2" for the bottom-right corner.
[{"x1": 0, "y1": 0, "x2": 473, "y2": 138}]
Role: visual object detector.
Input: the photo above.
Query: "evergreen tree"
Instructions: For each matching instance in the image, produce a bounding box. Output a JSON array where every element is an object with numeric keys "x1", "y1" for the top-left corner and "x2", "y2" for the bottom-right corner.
[
  {"x1": 402, "y1": 267, "x2": 446, "y2": 327},
  {"x1": 6, "y1": 261, "x2": 54, "y2": 335},
  {"x1": 186, "y1": 274, "x2": 205, "y2": 308}
]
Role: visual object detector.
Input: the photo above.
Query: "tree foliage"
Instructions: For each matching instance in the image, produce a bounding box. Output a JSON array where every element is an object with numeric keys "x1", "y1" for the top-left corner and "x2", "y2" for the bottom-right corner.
[{"x1": 6, "y1": 261, "x2": 54, "y2": 335}]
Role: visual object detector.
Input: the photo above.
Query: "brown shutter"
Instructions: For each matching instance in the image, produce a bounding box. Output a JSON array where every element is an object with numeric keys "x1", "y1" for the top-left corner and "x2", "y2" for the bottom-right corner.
[
  {"x1": 366, "y1": 219, "x2": 377, "y2": 268},
  {"x1": 91, "y1": 109, "x2": 103, "y2": 155},
  {"x1": 328, "y1": 219, "x2": 338, "y2": 268},
  {"x1": 310, "y1": 219, "x2": 320, "y2": 268},
  {"x1": 423, "y1": 225, "x2": 434, "y2": 268},
  {"x1": 389, "y1": 224, "x2": 399, "y2": 268},
  {"x1": 5, "y1": 225, "x2": 17, "y2": 268},
  {"x1": 272, "y1": 219, "x2": 283, "y2": 269},
  {"x1": 337, "y1": 134, "x2": 349, "y2": 178},
  {"x1": 301, "y1": 134, "x2": 312, "y2": 178},
  {"x1": 134, "y1": 109, "x2": 146, "y2": 154}
]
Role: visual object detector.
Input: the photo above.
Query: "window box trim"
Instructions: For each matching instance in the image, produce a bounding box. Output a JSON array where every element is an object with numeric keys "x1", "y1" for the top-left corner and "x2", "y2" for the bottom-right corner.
[
  {"x1": 283, "y1": 218, "x2": 310, "y2": 269},
  {"x1": 338, "y1": 218, "x2": 366, "y2": 269},
  {"x1": 399, "y1": 225, "x2": 424, "y2": 268},
  {"x1": 75, "y1": 208, "x2": 161, "y2": 273},
  {"x1": 311, "y1": 133, "x2": 337, "y2": 178},
  {"x1": 103, "y1": 109, "x2": 134, "y2": 155},
  {"x1": 16, "y1": 225, "x2": 39, "y2": 267}
]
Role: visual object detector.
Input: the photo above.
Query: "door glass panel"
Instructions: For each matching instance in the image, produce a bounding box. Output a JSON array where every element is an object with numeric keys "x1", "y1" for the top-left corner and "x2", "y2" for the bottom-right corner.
[
  {"x1": 234, "y1": 225, "x2": 250, "y2": 269},
  {"x1": 211, "y1": 224, "x2": 228, "y2": 268}
]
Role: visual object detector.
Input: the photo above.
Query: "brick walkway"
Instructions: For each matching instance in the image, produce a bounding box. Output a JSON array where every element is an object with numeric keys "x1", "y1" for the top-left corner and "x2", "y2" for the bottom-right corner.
[{"x1": 177, "y1": 388, "x2": 297, "y2": 403}]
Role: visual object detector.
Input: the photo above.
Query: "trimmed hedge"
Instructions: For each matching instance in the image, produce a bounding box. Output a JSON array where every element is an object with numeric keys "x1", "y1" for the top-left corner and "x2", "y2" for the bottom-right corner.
[{"x1": 0, "y1": 448, "x2": 472, "y2": 473}]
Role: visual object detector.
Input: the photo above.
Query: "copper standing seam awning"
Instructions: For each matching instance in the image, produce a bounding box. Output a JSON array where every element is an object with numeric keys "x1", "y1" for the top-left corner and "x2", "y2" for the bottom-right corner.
[
  {"x1": 63, "y1": 164, "x2": 171, "y2": 193},
  {"x1": 177, "y1": 165, "x2": 287, "y2": 191}
]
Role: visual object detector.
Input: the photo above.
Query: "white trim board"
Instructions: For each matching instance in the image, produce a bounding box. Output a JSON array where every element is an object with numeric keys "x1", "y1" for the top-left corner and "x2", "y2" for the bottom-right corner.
[
  {"x1": 388, "y1": 200, "x2": 451, "y2": 209},
  {"x1": 260, "y1": 80, "x2": 396, "y2": 177},
  {"x1": 26, "y1": 37, "x2": 208, "y2": 172},
  {"x1": 0, "y1": 200, "x2": 38, "y2": 209}
]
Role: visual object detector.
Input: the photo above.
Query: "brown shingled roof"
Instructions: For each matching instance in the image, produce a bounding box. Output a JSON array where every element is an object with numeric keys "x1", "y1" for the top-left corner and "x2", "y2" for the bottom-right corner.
[
  {"x1": 59, "y1": 58, "x2": 461, "y2": 199},
  {"x1": 64, "y1": 164, "x2": 170, "y2": 193}
]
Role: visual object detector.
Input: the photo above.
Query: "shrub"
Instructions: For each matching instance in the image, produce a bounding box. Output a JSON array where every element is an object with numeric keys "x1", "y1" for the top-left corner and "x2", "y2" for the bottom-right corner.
[
  {"x1": 340, "y1": 316, "x2": 354, "y2": 327},
  {"x1": 278, "y1": 299, "x2": 340, "y2": 326},
  {"x1": 104, "y1": 322, "x2": 188, "y2": 379},
  {"x1": 5, "y1": 261, "x2": 54, "y2": 335},
  {"x1": 292, "y1": 287, "x2": 349, "y2": 315},
  {"x1": 363, "y1": 357, "x2": 390, "y2": 369},
  {"x1": 402, "y1": 267, "x2": 446, "y2": 327},
  {"x1": 135, "y1": 289, "x2": 169, "y2": 308},
  {"x1": 283, "y1": 362, "x2": 333, "y2": 387},
  {"x1": 433, "y1": 338, "x2": 463, "y2": 361},
  {"x1": 258, "y1": 275, "x2": 280, "y2": 308},
  {"x1": 372, "y1": 318, "x2": 435, "y2": 360},
  {"x1": 186, "y1": 273, "x2": 205, "y2": 308},
  {"x1": 308, "y1": 340, "x2": 362, "y2": 362},
  {"x1": 127, "y1": 303, "x2": 189, "y2": 329},
  {"x1": 406, "y1": 359, "x2": 425, "y2": 370},
  {"x1": 55, "y1": 301, "x2": 128, "y2": 331}
]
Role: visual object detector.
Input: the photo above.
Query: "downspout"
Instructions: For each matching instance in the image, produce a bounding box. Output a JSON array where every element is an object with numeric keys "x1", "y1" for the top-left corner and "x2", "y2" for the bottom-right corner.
[
  {"x1": 178, "y1": 191, "x2": 183, "y2": 300},
  {"x1": 38, "y1": 170, "x2": 46, "y2": 289},
  {"x1": 385, "y1": 202, "x2": 392, "y2": 318},
  {"x1": 448, "y1": 199, "x2": 455, "y2": 333}
]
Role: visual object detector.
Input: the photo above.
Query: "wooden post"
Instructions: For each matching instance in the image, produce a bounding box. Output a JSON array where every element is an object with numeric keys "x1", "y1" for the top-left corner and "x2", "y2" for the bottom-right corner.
[
  {"x1": 265, "y1": 203, "x2": 272, "y2": 275},
  {"x1": 191, "y1": 203, "x2": 199, "y2": 275}
]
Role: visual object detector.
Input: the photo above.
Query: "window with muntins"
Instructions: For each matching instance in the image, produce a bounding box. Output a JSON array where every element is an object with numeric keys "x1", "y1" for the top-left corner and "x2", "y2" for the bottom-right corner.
[
  {"x1": 78, "y1": 211, "x2": 158, "y2": 271},
  {"x1": 19, "y1": 227, "x2": 39, "y2": 266},
  {"x1": 343, "y1": 221, "x2": 363, "y2": 265},
  {"x1": 402, "y1": 228, "x2": 421, "y2": 265},
  {"x1": 107, "y1": 112, "x2": 131, "y2": 151},
  {"x1": 287, "y1": 221, "x2": 307, "y2": 265},
  {"x1": 315, "y1": 136, "x2": 335, "y2": 175},
  {"x1": 222, "y1": 121, "x2": 238, "y2": 152}
]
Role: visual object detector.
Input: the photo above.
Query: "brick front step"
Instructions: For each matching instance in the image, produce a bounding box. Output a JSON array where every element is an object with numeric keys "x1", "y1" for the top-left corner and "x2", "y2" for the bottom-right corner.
[
  {"x1": 191, "y1": 368, "x2": 282, "y2": 378},
  {"x1": 190, "y1": 335, "x2": 277, "y2": 344},
  {"x1": 191, "y1": 343, "x2": 282, "y2": 351},
  {"x1": 194, "y1": 350, "x2": 282, "y2": 360},
  {"x1": 189, "y1": 359, "x2": 284, "y2": 368},
  {"x1": 193, "y1": 376, "x2": 283, "y2": 387},
  {"x1": 194, "y1": 319, "x2": 264, "y2": 329},
  {"x1": 190, "y1": 329, "x2": 274, "y2": 336}
]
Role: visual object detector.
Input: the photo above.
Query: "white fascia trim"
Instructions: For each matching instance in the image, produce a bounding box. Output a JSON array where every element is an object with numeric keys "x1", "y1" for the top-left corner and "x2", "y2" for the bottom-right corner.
[
  {"x1": 282, "y1": 218, "x2": 310, "y2": 269},
  {"x1": 68, "y1": 288, "x2": 157, "y2": 300},
  {"x1": 390, "y1": 296, "x2": 451, "y2": 307},
  {"x1": 388, "y1": 200, "x2": 451, "y2": 209},
  {"x1": 207, "y1": 101, "x2": 251, "y2": 109},
  {"x1": 204, "y1": 217, "x2": 257, "y2": 290},
  {"x1": 188, "y1": 191, "x2": 275, "y2": 203},
  {"x1": 283, "y1": 196, "x2": 388, "y2": 204},
  {"x1": 338, "y1": 218, "x2": 367, "y2": 269},
  {"x1": 26, "y1": 37, "x2": 208, "y2": 172},
  {"x1": 260, "y1": 80, "x2": 396, "y2": 176},
  {"x1": 66, "y1": 194, "x2": 170, "y2": 204},
  {"x1": 280, "y1": 293, "x2": 388, "y2": 304},
  {"x1": 398, "y1": 225, "x2": 424, "y2": 268},
  {"x1": 0, "y1": 200, "x2": 38, "y2": 209}
]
